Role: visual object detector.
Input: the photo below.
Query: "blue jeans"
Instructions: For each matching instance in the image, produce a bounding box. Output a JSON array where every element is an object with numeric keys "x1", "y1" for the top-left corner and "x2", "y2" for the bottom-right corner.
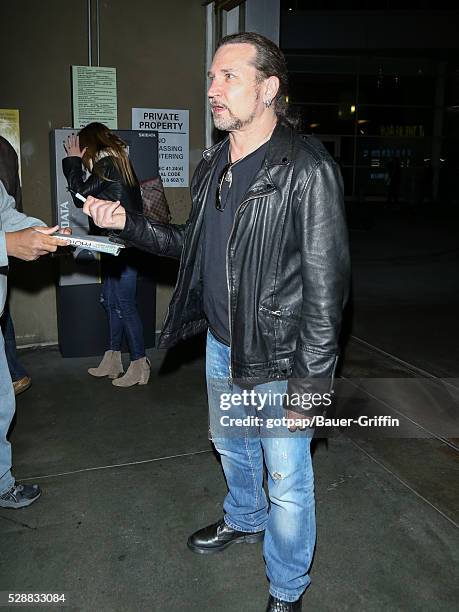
[
  {"x1": 206, "y1": 331, "x2": 316, "y2": 603},
  {"x1": 1, "y1": 305, "x2": 28, "y2": 382},
  {"x1": 0, "y1": 327, "x2": 16, "y2": 495},
  {"x1": 101, "y1": 255, "x2": 145, "y2": 361}
]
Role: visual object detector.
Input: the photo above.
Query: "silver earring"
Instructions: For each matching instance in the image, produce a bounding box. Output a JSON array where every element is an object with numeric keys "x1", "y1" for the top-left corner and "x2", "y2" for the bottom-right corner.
[{"x1": 264, "y1": 99, "x2": 272, "y2": 108}]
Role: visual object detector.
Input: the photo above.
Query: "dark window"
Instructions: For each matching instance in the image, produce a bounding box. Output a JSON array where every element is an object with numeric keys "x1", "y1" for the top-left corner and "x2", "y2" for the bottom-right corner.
[
  {"x1": 289, "y1": 73, "x2": 357, "y2": 104},
  {"x1": 281, "y1": 1, "x2": 457, "y2": 11},
  {"x1": 293, "y1": 104, "x2": 355, "y2": 135},
  {"x1": 355, "y1": 106, "x2": 433, "y2": 138},
  {"x1": 358, "y1": 74, "x2": 435, "y2": 107}
]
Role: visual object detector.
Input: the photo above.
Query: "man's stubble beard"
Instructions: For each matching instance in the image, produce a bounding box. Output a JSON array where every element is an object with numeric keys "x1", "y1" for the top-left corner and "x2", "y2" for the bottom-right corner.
[{"x1": 212, "y1": 86, "x2": 260, "y2": 132}]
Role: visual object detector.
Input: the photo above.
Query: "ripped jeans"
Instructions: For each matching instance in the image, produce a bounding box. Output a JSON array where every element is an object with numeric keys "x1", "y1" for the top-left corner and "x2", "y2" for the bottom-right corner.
[
  {"x1": 206, "y1": 331, "x2": 316, "y2": 603},
  {"x1": 100, "y1": 254, "x2": 145, "y2": 361}
]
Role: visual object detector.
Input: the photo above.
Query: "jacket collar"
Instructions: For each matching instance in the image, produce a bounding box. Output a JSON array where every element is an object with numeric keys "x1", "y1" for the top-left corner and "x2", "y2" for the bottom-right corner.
[
  {"x1": 265, "y1": 121, "x2": 294, "y2": 168},
  {"x1": 202, "y1": 136, "x2": 228, "y2": 163},
  {"x1": 202, "y1": 121, "x2": 294, "y2": 168}
]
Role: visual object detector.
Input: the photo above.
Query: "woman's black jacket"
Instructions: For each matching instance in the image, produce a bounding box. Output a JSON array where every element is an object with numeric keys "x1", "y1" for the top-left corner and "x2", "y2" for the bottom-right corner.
[{"x1": 62, "y1": 155, "x2": 142, "y2": 234}]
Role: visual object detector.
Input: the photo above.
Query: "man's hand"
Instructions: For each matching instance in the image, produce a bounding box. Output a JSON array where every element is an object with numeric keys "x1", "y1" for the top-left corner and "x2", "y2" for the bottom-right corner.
[
  {"x1": 83, "y1": 196, "x2": 126, "y2": 230},
  {"x1": 286, "y1": 409, "x2": 313, "y2": 432},
  {"x1": 5, "y1": 226, "x2": 70, "y2": 261}
]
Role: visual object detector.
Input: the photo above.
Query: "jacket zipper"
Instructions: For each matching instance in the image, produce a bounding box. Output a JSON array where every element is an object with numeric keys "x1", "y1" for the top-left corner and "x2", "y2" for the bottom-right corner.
[
  {"x1": 226, "y1": 186, "x2": 275, "y2": 380},
  {"x1": 259, "y1": 305, "x2": 282, "y2": 317}
]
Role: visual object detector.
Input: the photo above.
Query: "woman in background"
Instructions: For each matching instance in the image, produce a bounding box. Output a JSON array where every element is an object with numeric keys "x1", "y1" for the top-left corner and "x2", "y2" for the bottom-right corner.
[{"x1": 63, "y1": 122, "x2": 150, "y2": 387}]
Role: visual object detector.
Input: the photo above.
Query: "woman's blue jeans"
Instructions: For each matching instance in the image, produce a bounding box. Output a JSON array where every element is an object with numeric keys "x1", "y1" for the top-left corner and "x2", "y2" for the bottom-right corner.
[
  {"x1": 206, "y1": 331, "x2": 316, "y2": 603},
  {"x1": 100, "y1": 254, "x2": 145, "y2": 361}
]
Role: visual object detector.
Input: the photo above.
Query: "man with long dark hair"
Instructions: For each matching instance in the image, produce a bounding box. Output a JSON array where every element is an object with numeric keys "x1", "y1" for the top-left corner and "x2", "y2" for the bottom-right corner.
[{"x1": 83, "y1": 32, "x2": 350, "y2": 611}]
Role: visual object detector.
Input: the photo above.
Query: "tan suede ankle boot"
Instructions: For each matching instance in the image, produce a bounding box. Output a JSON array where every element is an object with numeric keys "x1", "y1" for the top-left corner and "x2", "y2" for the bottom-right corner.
[
  {"x1": 112, "y1": 357, "x2": 150, "y2": 387},
  {"x1": 88, "y1": 350, "x2": 124, "y2": 379}
]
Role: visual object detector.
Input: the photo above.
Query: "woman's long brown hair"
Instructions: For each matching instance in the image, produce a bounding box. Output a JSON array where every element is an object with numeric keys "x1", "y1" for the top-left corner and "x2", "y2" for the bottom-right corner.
[{"x1": 78, "y1": 122, "x2": 136, "y2": 186}]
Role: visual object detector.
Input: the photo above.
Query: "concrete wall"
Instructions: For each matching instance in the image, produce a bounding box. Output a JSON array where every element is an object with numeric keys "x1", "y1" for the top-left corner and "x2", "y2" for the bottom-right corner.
[{"x1": 0, "y1": 0, "x2": 206, "y2": 345}]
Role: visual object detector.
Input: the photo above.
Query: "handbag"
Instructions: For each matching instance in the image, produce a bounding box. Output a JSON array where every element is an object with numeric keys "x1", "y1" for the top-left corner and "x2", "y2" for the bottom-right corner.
[{"x1": 139, "y1": 175, "x2": 171, "y2": 224}]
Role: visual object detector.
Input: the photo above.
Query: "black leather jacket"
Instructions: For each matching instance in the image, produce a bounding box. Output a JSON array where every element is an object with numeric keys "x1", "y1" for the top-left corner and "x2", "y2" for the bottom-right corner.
[
  {"x1": 62, "y1": 155, "x2": 143, "y2": 234},
  {"x1": 120, "y1": 123, "x2": 350, "y2": 405}
]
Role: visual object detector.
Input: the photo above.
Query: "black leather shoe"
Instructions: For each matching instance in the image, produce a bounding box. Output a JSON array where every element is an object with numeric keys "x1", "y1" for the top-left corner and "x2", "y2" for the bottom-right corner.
[
  {"x1": 187, "y1": 517, "x2": 264, "y2": 554},
  {"x1": 266, "y1": 595, "x2": 302, "y2": 611}
]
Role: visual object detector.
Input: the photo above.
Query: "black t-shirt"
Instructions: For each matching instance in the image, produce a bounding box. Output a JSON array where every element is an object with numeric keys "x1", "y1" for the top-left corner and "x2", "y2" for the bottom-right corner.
[{"x1": 202, "y1": 140, "x2": 268, "y2": 345}]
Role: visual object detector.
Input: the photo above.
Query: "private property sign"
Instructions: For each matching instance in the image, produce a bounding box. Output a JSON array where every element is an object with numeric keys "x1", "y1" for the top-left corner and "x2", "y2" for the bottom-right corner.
[{"x1": 132, "y1": 108, "x2": 189, "y2": 187}]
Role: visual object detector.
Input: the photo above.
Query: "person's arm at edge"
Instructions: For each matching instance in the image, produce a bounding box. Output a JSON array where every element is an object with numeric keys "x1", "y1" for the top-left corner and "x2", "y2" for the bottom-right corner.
[{"x1": 0, "y1": 181, "x2": 67, "y2": 264}]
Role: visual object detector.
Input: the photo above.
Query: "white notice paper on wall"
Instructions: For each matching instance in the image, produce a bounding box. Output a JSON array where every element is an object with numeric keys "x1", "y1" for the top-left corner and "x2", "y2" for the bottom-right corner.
[
  {"x1": 72, "y1": 66, "x2": 118, "y2": 129},
  {"x1": 131, "y1": 108, "x2": 189, "y2": 187}
]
